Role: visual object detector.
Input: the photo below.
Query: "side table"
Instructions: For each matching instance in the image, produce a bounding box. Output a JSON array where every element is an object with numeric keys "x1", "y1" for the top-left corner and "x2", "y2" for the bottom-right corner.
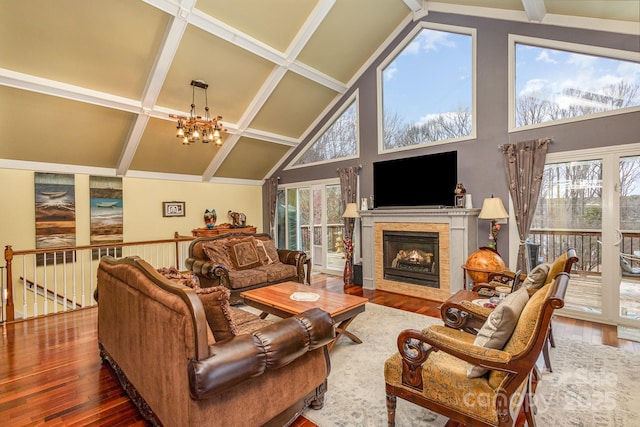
[
  {"x1": 192, "y1": 225, "x2": 257, "y2": 237},
  {"x1": 439, "y1": 290, "x2": 485, "y2": 333}
]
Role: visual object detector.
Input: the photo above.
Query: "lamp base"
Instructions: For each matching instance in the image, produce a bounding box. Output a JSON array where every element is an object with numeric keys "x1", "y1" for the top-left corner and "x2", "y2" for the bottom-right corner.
[{"x1": 343, "y1": 259, "x2": 354, "y2": 285}]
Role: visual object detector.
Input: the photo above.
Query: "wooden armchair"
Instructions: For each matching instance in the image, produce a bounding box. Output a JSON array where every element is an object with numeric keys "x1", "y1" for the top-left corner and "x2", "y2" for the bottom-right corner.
[
  {"x1": 458, "y1": 249, "x2": 578, "y2": 372},
  {"x1": 385, "y1": 272, "x2": 571, "y2": 427}
]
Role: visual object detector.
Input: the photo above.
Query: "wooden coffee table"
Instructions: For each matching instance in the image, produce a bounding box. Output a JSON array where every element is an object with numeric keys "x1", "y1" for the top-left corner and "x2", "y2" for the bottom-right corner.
[{"x1": 241, "y1": 281, "x2": 368, "y2": 350}]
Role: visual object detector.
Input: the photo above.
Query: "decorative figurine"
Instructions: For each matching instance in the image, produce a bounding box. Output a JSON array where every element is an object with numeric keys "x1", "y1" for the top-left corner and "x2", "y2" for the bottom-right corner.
[
  {"x1": 454, "y1": 183, "x2": 467, "y2": 207},
  {"x1": 228, "y1": 210, "x2": 247, "y2": 227},
  {"x1": 204, "y1": 209, "x2": 217, "y2": 229}
]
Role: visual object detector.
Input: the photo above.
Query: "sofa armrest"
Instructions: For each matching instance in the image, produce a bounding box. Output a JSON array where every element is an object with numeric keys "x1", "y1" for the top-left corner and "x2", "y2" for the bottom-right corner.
[
  {"x1": 185, "y1": 258, "x2": 231, "y2": 284},
  {"x1": 187, "y1": 307, "x2": 334, "y2": 400},
  {"x1": 277, "y1": 249, "x2": 307, "y2": 283}
]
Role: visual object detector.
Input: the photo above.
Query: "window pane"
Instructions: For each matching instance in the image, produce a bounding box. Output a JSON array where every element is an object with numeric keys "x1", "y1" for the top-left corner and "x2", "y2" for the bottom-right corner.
[
  {"x1": 382, "y1": 28, "x2": 472, "y2": 150},
  {"x1": 286, "y1": 188, "x2": 298, "y2": 250},
  {"x1": 276, "y1": 189, "x2": 285, "y2": 245},
  {"x1": 515, "y1": 44, "x2": 640, "y2": 127},
  {"x1": 293, "y1": 101, "x2": 357, "y2": 165},
  {"x1": 299, "y1": 188, "x2": 311, "y2": 252}
]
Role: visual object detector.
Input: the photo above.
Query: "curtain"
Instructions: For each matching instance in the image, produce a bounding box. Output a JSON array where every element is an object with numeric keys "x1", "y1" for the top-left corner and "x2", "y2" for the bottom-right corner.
[
  {"x1": 502, "y1": 138, "x2": 549, "y2": 271},
  {"x1": 338, "y1": 166, "x2": 359, "y2": 241},
  {"x1": 265, "y1": 177, "x2": 279, "y2": 237}
]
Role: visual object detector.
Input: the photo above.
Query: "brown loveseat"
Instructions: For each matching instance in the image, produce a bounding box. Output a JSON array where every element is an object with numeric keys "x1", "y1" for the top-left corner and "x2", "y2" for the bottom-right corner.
[
  {"x1": 185, "y1": 232, "x2": 309, "y2": 303},
  {"x1": 96, "y1": 256, "x2": 333, "y2": 427}
]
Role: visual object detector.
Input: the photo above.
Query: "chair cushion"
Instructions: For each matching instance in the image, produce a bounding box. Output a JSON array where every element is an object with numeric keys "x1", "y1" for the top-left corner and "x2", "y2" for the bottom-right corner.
[
  {"x1": 255, "y1": 264, "x2": 298, "y2": 282},
  {"x1": 226, "y1": 237, "x2": 264, "y2": 270},
  {"x1": 467, "y1": 287, "x2": 529, "y2": 377},
  {"x1": 522, "y1": 263, "x2": 550, "y2": 291},
  {"x1": 621, "y1": 256, "x2": 640, "y2": 274},
  {"x1": 194, "y1": 286, "x2": 239, "y2": 342}
]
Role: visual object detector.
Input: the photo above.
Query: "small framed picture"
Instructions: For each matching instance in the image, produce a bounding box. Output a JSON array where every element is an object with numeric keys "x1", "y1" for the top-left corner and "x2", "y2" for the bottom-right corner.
[
  {"x1": 163, "y1": 201, "x2": 185, "y2": 217},
  {"x1": 454, "y1": 195, "x2": 465, "y2": 208}
]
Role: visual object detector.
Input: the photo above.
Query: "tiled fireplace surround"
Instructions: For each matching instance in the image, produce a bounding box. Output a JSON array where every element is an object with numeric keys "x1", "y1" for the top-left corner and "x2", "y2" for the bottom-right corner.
[{"x1": 360, "y1": 208, "x2": 480, "y2": 302}]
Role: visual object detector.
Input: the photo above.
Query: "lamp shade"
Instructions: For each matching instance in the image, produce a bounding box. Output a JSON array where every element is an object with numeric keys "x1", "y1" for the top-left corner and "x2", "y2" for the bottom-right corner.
[
  {"x1": 478, "y1": 197, "x2": 508, "y2": 220},
  {"x1": 342, "y1": 203, "x2": 360, "y2": 218}
]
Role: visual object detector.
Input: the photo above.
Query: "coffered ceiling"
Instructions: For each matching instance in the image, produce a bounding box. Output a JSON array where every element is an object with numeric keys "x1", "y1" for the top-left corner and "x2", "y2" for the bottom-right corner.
[{"x1": 0, "y1": 0, "x2": 637, "y2": 184}]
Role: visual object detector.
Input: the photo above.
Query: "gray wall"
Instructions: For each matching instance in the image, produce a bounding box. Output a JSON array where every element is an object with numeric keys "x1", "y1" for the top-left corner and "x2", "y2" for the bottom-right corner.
[{"x1": 265, "y1": 12, "x2": 640, "y2": 257}]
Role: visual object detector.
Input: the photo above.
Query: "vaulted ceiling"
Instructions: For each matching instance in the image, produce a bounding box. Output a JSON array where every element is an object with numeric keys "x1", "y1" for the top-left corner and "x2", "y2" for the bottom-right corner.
[{"x1": 1, "y1": 0, "x2": 637, "y2": 185}]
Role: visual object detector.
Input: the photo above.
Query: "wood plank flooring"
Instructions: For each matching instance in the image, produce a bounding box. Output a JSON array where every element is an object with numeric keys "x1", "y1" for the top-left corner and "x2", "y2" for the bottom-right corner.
[{"x1": 1, "y1": 273, "x2": 638, "y2": 426}]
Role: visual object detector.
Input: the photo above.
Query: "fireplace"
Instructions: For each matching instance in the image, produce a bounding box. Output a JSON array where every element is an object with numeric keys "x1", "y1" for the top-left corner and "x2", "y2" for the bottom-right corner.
[{"x1": 383, "y1": 231, "x2": 439, "y2": 288}]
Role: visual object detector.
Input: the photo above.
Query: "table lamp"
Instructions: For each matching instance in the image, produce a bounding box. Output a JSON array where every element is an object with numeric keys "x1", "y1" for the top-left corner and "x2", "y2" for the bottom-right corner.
[
  {"x1": 478, "y1": 196, "x2": 509, "y2": 251},
  {"x1": 342, "y1": 203, "x2": 360, "y2": 285}
]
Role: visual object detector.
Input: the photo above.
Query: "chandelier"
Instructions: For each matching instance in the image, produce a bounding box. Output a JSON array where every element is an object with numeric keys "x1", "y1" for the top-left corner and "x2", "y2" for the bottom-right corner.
[{"x1": 170, "y1": 80, "x2": 226, "y2": 146}]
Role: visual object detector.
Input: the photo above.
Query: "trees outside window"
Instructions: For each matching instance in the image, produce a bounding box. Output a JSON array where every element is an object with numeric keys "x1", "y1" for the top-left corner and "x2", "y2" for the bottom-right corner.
[
  {"x1": 380, "y1": 25, "x2": 474, "y2": 151},
  {"x1": 513, "y1": 38, "x2": 640, "y2": 128}
]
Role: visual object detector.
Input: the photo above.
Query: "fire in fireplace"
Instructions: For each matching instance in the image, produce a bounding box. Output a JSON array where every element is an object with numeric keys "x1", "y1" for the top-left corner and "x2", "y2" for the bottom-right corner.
[{"x1": 383, "y1": 231, "x2": 439, "y2": 288}]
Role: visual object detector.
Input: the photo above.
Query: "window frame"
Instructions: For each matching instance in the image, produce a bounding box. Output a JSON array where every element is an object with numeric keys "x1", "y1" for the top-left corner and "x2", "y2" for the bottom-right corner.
[
  {"x1": 376, "y1": 21, "x2": 477, "y2": 154},
  {"x1": 508, "y1": 34, "x2": 640, "y2": 133},
  {"x1": 284, "y1": 90, "x2": 360, "y2": 170}
]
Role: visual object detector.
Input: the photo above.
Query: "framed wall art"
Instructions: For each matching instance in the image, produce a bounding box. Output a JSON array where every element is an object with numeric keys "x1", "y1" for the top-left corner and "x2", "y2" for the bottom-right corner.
[{"x1": 163, "y1": 201, "x2": 185, "y2": 217}]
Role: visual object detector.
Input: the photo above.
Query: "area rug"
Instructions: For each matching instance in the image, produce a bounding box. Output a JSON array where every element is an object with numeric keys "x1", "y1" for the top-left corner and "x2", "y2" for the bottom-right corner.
[{"x1": 300, "y1": 303, "x2": 640, "y2": 427}]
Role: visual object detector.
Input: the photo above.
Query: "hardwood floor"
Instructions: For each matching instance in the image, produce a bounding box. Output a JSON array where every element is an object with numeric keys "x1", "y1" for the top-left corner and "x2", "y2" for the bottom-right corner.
[{"x1": 1, "y1": 273, "x2": 638, "y2": 426}]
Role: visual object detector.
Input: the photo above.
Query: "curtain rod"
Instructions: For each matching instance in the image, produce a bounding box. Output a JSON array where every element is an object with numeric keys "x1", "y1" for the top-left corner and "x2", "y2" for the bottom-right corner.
[{"x1": 498, "y1": 137, "x2": 553, "y2": 149}]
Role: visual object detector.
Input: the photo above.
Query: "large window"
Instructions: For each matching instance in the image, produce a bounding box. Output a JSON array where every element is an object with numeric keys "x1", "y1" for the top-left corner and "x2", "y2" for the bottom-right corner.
[
  {"x1": 288, "y1": 94, "x2": 359, "y2": 168},
  {"x1": 379, "y1": 23, "x2": 474, "y2": 152},
  {"x1": 511, "y1": 36, "x2": 640, "y2": 129}
]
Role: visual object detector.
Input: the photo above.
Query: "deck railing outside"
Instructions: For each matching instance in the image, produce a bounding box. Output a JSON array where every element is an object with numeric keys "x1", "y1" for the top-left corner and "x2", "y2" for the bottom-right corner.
[
  {"x1": 528, "y1": 229, "x2": 640, "y2": 274},
  {"x1": 2, "y1": 234, "x2": 193, "y2": 323}
]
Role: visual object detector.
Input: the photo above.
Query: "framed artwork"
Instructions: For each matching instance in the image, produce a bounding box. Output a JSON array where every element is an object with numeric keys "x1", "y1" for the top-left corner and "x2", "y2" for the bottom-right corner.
[
  {"x1": 34, "y1": 172, "x2": 76, "y2": 264},
  {"x1": 163, "y1": 201, "x2": 185, "y2": 217},
  {"x1": 90, "y1": 176, "x2": 123, "y2": 259}
]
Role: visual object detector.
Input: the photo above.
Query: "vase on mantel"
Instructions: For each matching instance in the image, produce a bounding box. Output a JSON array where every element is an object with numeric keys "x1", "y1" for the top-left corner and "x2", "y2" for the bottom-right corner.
[{"x1": 204, "y1": 209, "x2": 217, "y2": 229}]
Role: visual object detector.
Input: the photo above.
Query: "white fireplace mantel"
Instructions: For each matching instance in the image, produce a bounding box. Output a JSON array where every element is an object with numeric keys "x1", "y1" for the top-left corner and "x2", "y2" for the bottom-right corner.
[{"x1": 359, "y1": 207, "x2": 480, "y2": 298}]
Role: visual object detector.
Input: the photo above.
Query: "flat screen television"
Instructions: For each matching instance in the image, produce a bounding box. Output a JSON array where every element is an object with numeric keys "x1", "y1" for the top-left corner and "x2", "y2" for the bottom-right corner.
[{"x1": 373, "y1": 151, "x2": 457, "y2": 209}]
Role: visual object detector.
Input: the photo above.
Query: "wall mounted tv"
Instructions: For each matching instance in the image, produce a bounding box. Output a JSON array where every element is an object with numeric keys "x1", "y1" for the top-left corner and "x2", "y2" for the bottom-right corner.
[{"x1": 373, "y1": 151, "x2": 457, "y2": 209}]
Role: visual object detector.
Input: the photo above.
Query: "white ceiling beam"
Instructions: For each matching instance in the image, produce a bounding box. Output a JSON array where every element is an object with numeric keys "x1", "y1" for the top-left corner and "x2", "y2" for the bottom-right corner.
[
  {"x1": 285, "y1": 0, "x2": 335, "y2": 59},
  {"x1": 116, "y1": 4, "x2": 194, "y2": 175},
  {"x1": 116, "y1": 113, "x2": 150, "y2": 176},
  {"x1": 201, "y1": 133, "x2": 241, "y2": 182},
  {"x1": 0, "y1": 68, "x2": 140, "y2": 113},
  {"x1": 521, "y1": 0, "x2": 546, "y2": 22},
  {"x1": 404, "y1": 0, "x2": 424, "y2": 12}
]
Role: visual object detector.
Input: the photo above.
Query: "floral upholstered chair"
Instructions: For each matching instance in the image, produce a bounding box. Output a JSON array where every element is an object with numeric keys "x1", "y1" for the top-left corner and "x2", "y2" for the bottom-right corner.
[{"x1": 384, "y1": 272, "x2": 571, "y2": 427}]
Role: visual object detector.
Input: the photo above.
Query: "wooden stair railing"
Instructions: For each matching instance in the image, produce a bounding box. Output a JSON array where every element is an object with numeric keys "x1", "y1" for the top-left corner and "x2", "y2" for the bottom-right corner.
[{"x1": 3, "y1": 234, "x2": 194, "y2": 322}]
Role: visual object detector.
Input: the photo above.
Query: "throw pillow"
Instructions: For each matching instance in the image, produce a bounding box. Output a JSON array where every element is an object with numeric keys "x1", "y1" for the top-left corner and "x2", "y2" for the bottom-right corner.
[
  {"x1": 226, "y1": 237, "x2": 263, "y2": 270},
  {"x1": 467, "y1": 287, "x2": 530, "y2": 378},
  {"x1": 261, "y1": 239, "x2": 281, "y2": 264},
  {"x1": 255, "y1": 239, "x2": 273, "y2": 265},
  {"x1": 156, "y1": 266, "x2": 200, "y2": 288},
  {"x1": 202, "y1": 241, "x2": 234, "y2": 270},
  {"x1": 194, "y1": 286, "x2": 239, "y2": 342},
  {"x1": 521, "y1": 263, "x2": 550, "y2": 291}
]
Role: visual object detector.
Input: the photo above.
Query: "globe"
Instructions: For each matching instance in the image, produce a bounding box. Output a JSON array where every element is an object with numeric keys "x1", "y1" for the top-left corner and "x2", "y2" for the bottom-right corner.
[{"x1": 463, "y1": 247, "x2": 506, "y2": 284}]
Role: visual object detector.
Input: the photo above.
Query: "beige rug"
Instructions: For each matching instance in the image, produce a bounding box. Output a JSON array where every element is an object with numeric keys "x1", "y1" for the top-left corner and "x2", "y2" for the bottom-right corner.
[{"x1": 299, "y1": 303, "x2": 640, "y2": 427}]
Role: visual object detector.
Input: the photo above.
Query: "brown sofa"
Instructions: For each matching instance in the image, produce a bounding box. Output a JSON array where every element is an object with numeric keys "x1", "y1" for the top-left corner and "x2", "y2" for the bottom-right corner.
[
  {"x1": 96, "y1": 256, "x2": 333, "y2": 427},
  {"x1": 185, "y1": 232, "x2": 309, "y2": 303}
]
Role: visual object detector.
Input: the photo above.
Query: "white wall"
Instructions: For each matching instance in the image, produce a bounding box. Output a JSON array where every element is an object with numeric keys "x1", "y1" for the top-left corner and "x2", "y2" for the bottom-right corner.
[{"x1": 0, "y1": 169, "x2": 263, "y2": 252}]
